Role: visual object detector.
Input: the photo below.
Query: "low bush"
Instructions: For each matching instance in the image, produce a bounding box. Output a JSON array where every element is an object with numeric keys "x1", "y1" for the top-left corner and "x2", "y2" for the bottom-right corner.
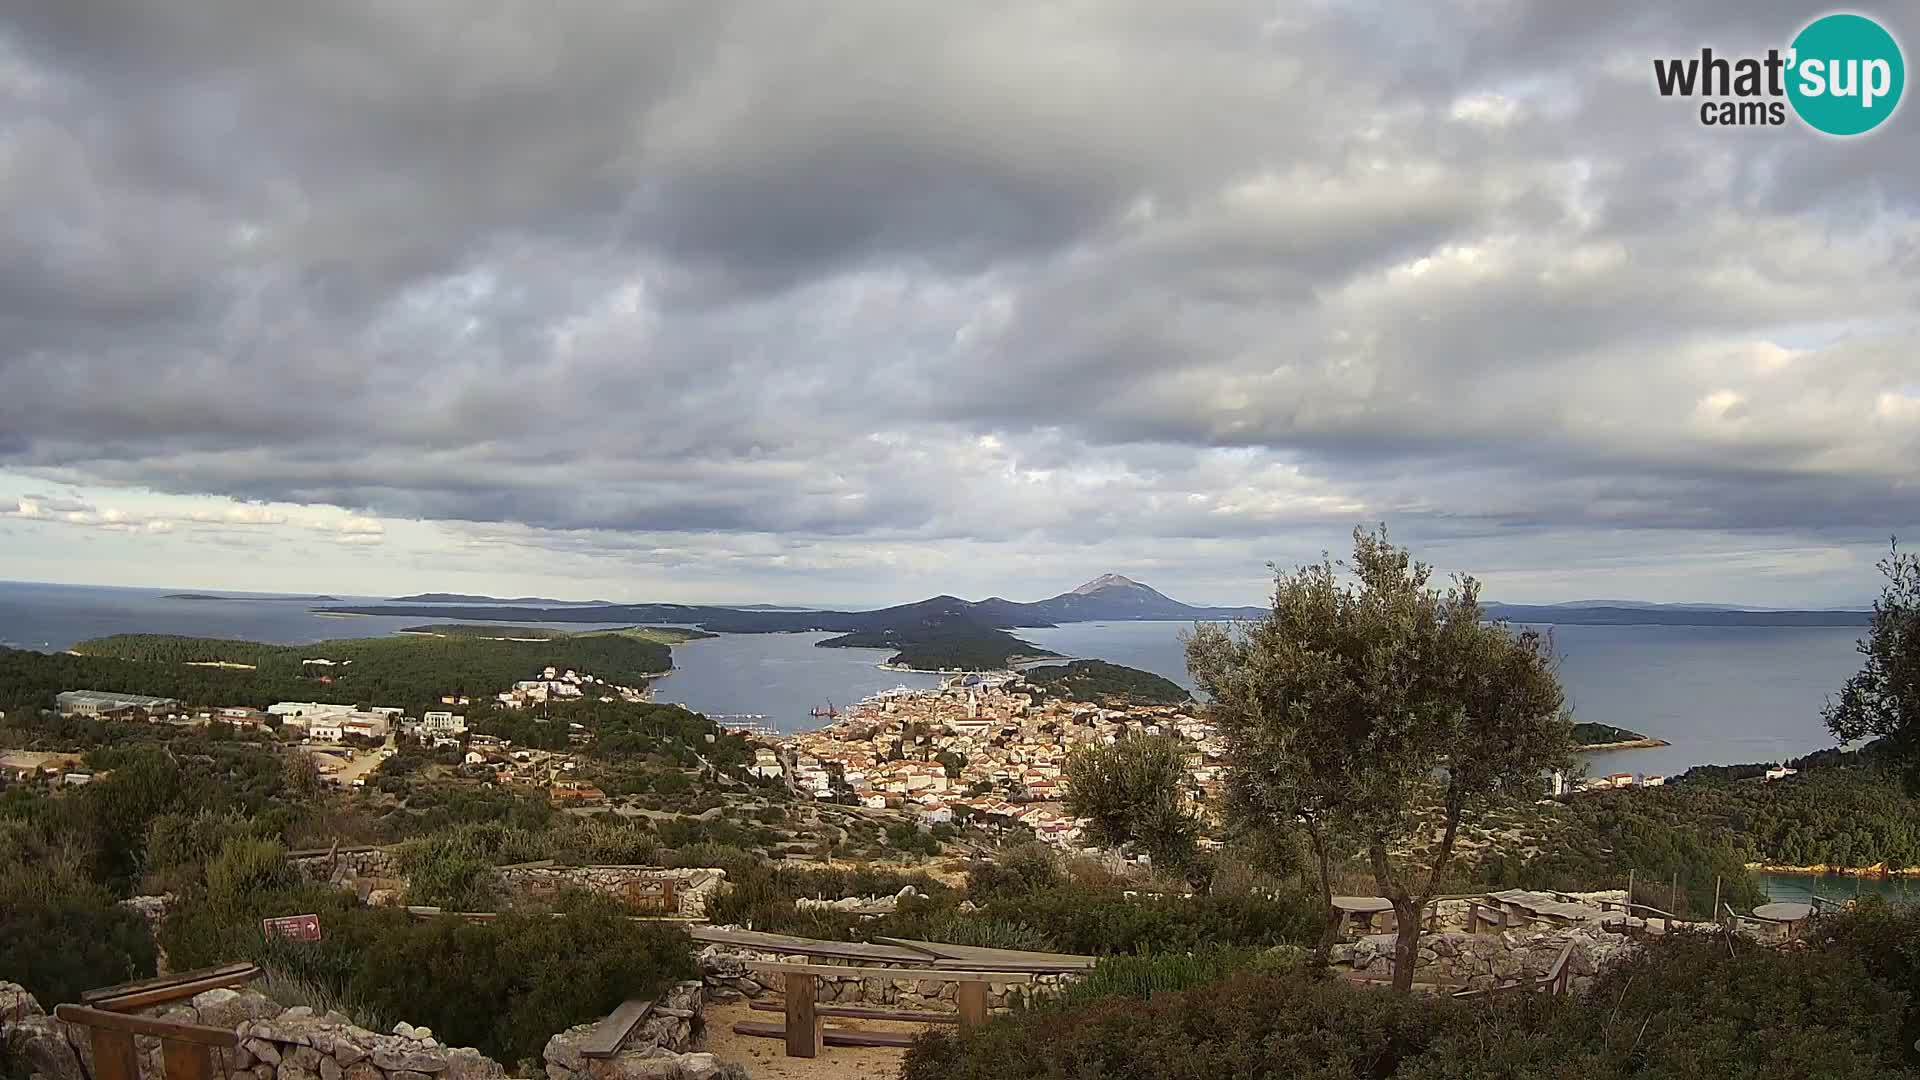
[
  {"x1": 905, "y1": 926, "x2": 1920, "y2": 1080},
  {"x1": 981, "y1": 883, "x2": 1321, "y2": 955},
  {"x1": 0, "y1": 859, "x2": 156, "y2": 1006}
]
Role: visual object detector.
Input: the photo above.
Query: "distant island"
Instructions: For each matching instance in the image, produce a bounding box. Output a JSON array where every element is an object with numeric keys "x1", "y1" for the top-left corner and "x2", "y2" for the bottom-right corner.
[
  {"x1": 1571, "y1": 721, "x2": 1670, "y2": 751},
  {"x1": 390, "y1": 592, "x2": 615, "y2": 605},
  {"x1": 1022, "y1": 659, "x2": 1191, "y2": 706},
  {"x1": 398, "y1": 623, "x2": 717, "y2": 645},
  {"x1": 316, "y1": 576, "x2": 1872, "y2": 682},
  {"x1": 819, "y1": 611, "x2": 1060, "y2": 672},
  {"x1": 167, "y1": 592, "x2": 340, "y2": 602}
]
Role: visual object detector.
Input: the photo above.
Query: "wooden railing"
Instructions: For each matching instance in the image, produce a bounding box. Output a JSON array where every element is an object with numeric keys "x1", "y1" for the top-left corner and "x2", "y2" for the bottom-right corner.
[
  {"x1": 736, "y1": 962, "x2": 1034, "y2": 1059},
  {"x1": 54, "y1": 1005, "x2": 238, "y2": 1080}
]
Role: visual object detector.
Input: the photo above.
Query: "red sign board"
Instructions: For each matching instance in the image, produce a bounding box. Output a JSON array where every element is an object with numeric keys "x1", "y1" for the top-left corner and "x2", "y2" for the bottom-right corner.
[{"x1": 261, "y1": 914, "x2": 322, "y2": 943}]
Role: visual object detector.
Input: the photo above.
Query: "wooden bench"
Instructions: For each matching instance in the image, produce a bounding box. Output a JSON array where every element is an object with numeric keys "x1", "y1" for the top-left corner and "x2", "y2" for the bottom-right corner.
[
  {"x1": 55, "y1": 1005, "x2": 239, "y2": 1080},
  {"x1": 736, "y1": 963, "x2": 1035, "y2": 1058},
  {"x1": 82, "y1": 963, "x2": 262, "y2": 1012},
  {"x1": 575, "y1": 998, "x2": 654, "y2": 1059}
]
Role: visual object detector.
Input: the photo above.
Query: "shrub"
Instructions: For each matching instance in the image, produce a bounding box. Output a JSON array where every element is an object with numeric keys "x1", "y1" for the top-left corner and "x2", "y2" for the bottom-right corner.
[
  {"x1": 343, "y1": 893, "x2": 694, "y2": 1064},
  {"x1": 0, "y1": 859, "x2": 156, "y2": 1006},
  {"x1": 965, "y1": 842, "x2": 1061, "y2": 900},
  {"x1": 400, "y1": 831, "x2": 500, "y2": 910},
  {"x1": 983, "y1": 883, "x2": 1321, "y2": 955},
  {"x1": 916, "y1": 914, "x2": 1055, "y2": 953},
  {"x1": 905, "y1": 930, "x2": 1920, "y2": 1080}
]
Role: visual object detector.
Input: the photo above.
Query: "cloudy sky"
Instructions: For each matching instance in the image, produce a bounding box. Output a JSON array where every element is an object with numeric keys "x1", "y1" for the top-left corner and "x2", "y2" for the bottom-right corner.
[{"x1": 1, "y1": 1, "x2": 1915, "y2": 608}]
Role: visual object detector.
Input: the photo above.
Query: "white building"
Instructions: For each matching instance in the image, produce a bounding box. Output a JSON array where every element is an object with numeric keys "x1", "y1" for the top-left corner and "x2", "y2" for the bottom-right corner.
[
  {"x1": 269, "y1": 702, "x2": 357, "y2": 721},
  {"x1": 422, "y1": 711, "x2": 468, "y2": 736},
  {"x1": 308, "y1": 722, "x2": 344, "y2": 742}
]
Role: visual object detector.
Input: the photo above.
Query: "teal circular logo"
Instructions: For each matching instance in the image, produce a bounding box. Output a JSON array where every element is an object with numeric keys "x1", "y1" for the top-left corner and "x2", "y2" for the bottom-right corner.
[{"x1": 1787, "y1": 13, "x2": 1905, "y2": 135}]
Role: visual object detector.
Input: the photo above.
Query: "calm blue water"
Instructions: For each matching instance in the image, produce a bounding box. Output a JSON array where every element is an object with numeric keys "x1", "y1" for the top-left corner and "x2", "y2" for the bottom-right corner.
[
  {"x1": 1755, "y1": 871, "x2": 1920, "y2": 906},
  {"x1": 1019, "y1": 620, "x2": 1866, "y2": 779}
]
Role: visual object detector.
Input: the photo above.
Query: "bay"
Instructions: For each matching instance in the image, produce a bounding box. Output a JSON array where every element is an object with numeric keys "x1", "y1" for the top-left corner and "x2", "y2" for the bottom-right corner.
[
  {"x1": 1018, "y1": 620, "x2": 1866, "y2": 779},
  {"x1": 0, "y1": 583, "x2": 1869, "y2": 771}
]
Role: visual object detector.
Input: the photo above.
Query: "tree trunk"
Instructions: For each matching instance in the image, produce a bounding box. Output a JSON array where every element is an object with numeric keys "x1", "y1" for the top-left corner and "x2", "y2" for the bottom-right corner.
[
  {"x1": 1390, "y1": 899, "x2": 1421, "y2": 991},
  {"x1": 1302, "y1": 819, "x2": 1340, "y2": 969},
  {"x1": 1367, "y1": 840, "x2": 1420, "y2": 992}
]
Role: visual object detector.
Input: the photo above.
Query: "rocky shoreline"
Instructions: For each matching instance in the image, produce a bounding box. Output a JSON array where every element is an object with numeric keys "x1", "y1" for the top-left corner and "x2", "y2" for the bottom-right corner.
[
  {"x1": 1575, "y1": 737, "x2": 1671, "y2": 751},
  {"x1": 1747, "y1": 862, "x2": 1920, "y2": 878}
]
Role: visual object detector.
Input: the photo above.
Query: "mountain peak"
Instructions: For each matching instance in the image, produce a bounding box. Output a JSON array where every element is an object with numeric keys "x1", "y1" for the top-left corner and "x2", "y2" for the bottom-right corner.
[{"x1": 1072, "y1": 573, "x2": 1147, "y2": 595}]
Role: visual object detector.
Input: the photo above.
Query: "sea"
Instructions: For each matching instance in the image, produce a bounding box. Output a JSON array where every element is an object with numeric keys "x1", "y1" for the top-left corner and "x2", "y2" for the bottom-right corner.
[{"x1": 0, "y1": 580, "x2": 1887, "y2": 902}]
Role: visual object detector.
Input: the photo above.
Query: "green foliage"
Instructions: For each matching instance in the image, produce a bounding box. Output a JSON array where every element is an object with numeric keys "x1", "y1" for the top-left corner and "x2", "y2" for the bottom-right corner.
[
  {"x1": 0, "y1": 626, "x2": 670, "y2": 718},
  {"x1": 0, "y1": 858, "x2": 156, "y2": 1006},
  {"x1": 1063, "y1": 735, "x2": 1200, "y2": 873},
  {"x1": 341, "y1": 893, "x2": 694, "y2": 1064},
  {"x1": 1022, "y1": 660, "x2": 1192, "y2": 706},
  {"x1": 399, "y1": 832, "x2": 504, "y2": 910},
  {"x1": 905, "y1": 927, "x2": 1920, "y2": 1080},
  {"x1": 966, "y1": 842, "x2": 1063, "y2": 900},
  {"x1": 1189, "y1": 525, "x2": 1573, "y2": 986},
  {"x1": 1569, "y1": 722, "x2": 1651, "y2": 745},
  {"x1": 818, "y1": 623, "x2": 1059, "y2": 671},
  {"x1": 1825, "y1": 540, "x2": 1920, "y2": 790},
  {"x1": 982, "y1": 883, "x2": 1321, "y2": 956},
  {"x1": 915, "y1": 913, "x2": 1056, "y2": 953},
  {"x1": 1473, "y1": 793, "x2": 1769, "y2": 915},
  {"x1": 1053, "y1": 946, "x2": 1301, "y2": 1009}
]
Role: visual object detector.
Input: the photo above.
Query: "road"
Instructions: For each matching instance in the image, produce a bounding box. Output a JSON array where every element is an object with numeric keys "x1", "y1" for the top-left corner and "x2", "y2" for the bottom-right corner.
[{"x1": 312, "y1": 733, "x2": 397, "y2": 788}]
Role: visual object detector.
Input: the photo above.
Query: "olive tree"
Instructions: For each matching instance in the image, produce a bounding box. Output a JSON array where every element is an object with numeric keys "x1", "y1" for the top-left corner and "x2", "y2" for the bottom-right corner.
[
  {"x1": 1824, "y1": 540, "x2": 1920, "y2": 792},
  {"x1": 1188, "y1": 526, "x2": 1571, "y2": 990},
  {"x1": 1063, "y1": 734, "x2": 1201, "y2": 875}
]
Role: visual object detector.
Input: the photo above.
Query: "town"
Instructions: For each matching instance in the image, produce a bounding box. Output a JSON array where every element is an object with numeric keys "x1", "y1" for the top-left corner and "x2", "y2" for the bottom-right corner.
[{"x1": 774, "y1": 673, "x2": 1224, "y2": 848}]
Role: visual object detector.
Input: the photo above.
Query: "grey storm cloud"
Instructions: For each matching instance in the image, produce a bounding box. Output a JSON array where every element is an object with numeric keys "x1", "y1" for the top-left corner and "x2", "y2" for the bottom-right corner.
[{"x1": 0, "y1": 0, "x2": 1916, "y2": 575}]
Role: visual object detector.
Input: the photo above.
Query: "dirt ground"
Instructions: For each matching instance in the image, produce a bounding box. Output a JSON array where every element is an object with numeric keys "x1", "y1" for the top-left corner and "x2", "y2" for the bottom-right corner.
[{"x1": 701, "y1": 1000, "x2": 934, "y2": 1080}]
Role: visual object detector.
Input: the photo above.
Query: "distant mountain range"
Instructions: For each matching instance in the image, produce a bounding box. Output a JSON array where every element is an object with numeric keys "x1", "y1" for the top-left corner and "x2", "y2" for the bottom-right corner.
[
  {"x1": 391, "y1": 592, "x2": 616, "y2": 606},
  {"x1": 325, "y1": 576, "x2": 1870, "y2": 633}
]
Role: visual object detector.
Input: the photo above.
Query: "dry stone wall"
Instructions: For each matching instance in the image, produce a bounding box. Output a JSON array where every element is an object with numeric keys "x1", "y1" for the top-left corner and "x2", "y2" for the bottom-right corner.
[
  {"x1": 2, "y1": 982, "x2": 736, "y2": 1080},
  {"x1": 695, "y1": 942, "x2": 1077, "y2": 1013},
  {"x1": 0, "y1": 984, "x2": 503, "y2": 1080},
  {"x1": 285, "y1": 849, "x2": 724, "y2": 919},
  {"x1": 1329, "y1": 927, "x2": 1635, "y2": 992}
]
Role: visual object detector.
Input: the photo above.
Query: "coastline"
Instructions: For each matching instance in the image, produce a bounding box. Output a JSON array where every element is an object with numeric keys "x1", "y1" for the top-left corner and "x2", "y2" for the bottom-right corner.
[
  {"x1": 1576, "y1": 737, "x2": 1672, "y2": 752},
  {"x1": 1747, "y1": 862, "x2": 1920, "y2": 878}
]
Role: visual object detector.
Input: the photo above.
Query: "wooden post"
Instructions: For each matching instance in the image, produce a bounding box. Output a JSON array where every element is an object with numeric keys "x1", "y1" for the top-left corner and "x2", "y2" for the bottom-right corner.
[
  {"x1": 88, "y1": 1029, "x2": 140, "y2": 1080},
  {"x1": 956, "y1": 980, "x2": 989, "y2": 1029},
  {"x1": 784, "y1": 973, "x2": 820, "y2": 1058},
  {"x1": 1670, "y1": 873, "x2": 1679, "y2": 925},
  {"x1": 1712, "y1": 877, "x2": 1722, "y2": 926},
  {"x1": 660, "y1": 879, "x2": 677, "y2": 915},
  {"x1": 1626, "y1": 869, "x2": 1635, "y2": 917},
  {"x1": 163, "y1": 1038, "x2": 216, "y2": 1080}
]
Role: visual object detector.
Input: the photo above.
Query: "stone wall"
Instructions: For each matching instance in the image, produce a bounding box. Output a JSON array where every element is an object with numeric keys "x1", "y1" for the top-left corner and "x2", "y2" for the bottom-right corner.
[
  {"x1": 1, "y1": 981, "x2": 734, "y2": 1080},
  {"x1": 1329, "y1": 927, "x2": 1634, "y2": 993},
  {"x1": 1, "y1": 984, "x2": 503, "y2": 1080},
  {"x1": 497, "y1": 867, "x2": 723, "y2": 921},
  {"x1": 695, "y1": 942, "x2": 1078, "y2": 1014},
  {"x1": 286, "y1": 849, "x2": 723, "y2": 919}
]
